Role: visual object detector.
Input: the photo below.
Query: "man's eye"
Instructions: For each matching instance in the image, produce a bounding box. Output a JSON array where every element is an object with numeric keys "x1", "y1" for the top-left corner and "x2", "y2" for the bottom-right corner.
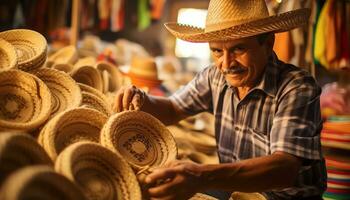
[
  {"x1": 233, "y1": 46, "x2": 246, "y2": 54},
  {"x1": 211, "y1": 49, "x2": 222, "y2": 56}
]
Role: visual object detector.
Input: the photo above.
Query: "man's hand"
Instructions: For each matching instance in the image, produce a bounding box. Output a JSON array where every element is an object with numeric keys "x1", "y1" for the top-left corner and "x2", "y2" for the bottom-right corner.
[
  {"x1": 144, "y1": 161, "x2": 205, "y2": 200},
  {"x1": 114, "y1": 85, "x2": 146, "y2": 112}
]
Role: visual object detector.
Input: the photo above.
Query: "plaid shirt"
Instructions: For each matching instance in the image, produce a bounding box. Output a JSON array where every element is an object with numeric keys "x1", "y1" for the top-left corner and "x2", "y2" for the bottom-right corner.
[{"x1": 170, "y1": 55, "x2": 327, "y2": 199}]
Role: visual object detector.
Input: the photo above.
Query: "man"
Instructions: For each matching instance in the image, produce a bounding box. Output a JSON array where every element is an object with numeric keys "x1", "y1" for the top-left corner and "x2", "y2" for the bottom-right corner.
[{"x1": 114, "y1": 0, "x2": 327, "y2": 199}]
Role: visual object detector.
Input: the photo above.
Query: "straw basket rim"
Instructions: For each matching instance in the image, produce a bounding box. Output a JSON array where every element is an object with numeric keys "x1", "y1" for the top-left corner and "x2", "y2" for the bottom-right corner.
[
  {"x1": 71, "y1": 65, "x2": 103, "y2": 92},
  {"x1": 0, "y1": 38, "x2": 17, "y2": 71}
]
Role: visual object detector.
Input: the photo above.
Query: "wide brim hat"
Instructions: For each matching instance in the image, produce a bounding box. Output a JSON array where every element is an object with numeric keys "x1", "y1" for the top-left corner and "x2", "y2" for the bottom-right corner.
[
  {"x1": 164, "y1": 0, "x2": 311, "y2": 42},
  {"x1": 71, "y1": 65, "x2": 104, "y2": 92},
  {"x1": 38, "y1": 107, "x2": 107, "y2": 161},
  {"x1": 55, "y1": 142, "x2": 142, "y2": 200},
  {"x1": 0, "y1": 29, "x2": 47, "y2": 71},
  {"x1": 0, "y1": 132, "x2": 52, "y2": 184},
  {"x1": 47, "y1": 45, "x2": 78, "y2": 67},
  {"x1": 0, "y1": 38, "x2": 17, "y2": 71},
  {"x1": 32, "y1": 68, "x2": 82, "y2": 118},
  {"x1": 0, "y1": 166, "x2": 87, "y2": 200},
  {"x1": 100, "y1": 110, "x2": 177, "y2": 172},
  {"x1": 0, "y1": 70, "x2": 52, "y2": 131}
]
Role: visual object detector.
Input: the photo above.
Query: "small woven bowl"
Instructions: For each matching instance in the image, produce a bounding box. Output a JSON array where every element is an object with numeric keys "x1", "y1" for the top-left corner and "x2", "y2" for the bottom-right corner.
[
  {"x1": 51, "y1": 63, "x2": 74, "y2": 73},
  {"x1": 190, "y1": 193, "x2": 218, "y2": 200},
  {"x1": 0, "y1": 29, "x2": 47, "y2": 72},
  {"x1": 78, "y1": 83, "x2": 110, "y2": 104},
  {"x1": 0, "y1": 132, "x2": 52, "y2": 185},
  {"x1": 74, "y1": 56, "x2": 96, "y2": 69},
  {"x1": 0, "y1": 38, "x2": 17, "y2": 71},
  {"x1": 0, "y1": 166, "x2": 87, "y2": 200},
  {"x1": 32, "y1": 68, "x2": 82, "y2": 118},
  {"x1": 81, "y1": 91, "x2": 112, "y2": 117},
  {"x1": 0, "y1": 70, "x2": 52, "y2": 131},
  {"x1": 38, "y1": 107, "x2": 108, "y2": 161},
  {"x1": 100, "y1": 111, "x2": 177, "y2": 172},
  {"x1": 55, "y1": 142, "x2": 142, "y2": 200},
  {"x1": 95, "y1": 61, "x2": 124, "y2": 92},
  {"x1": 71, "y1": 65, "x2": 103, "y2": 92},
  {"x1": 47, "y1": 45, "x2": 78, "y2": 66}
]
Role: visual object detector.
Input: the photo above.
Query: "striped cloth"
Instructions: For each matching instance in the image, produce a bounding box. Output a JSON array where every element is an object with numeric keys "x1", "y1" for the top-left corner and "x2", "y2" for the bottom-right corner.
[{"x1": 170, "y1": 54, "x2": 327, "y2": 199}]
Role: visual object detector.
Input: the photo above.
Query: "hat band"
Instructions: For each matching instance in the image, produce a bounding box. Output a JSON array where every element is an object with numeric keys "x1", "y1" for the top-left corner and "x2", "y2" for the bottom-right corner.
[{"x1": 205, "y1": 16, "x2": 268, "y2": 33}]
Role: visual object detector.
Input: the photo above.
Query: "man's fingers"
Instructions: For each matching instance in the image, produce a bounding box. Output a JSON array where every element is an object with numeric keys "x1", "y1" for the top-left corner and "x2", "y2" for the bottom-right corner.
[
  {"x1": 148, "y1": 178, "x2": 179, "y2": 197},
  {"x1": 122, "y1": 88, "x2": 134, "y2": 111},
  {"x1": 132, "y1": 93, "x2": 142, "y2": 110},
  {"x1": 145, "y1": 168, "x2": 176, "y2": 185},
  {"x1": 115, "y1": 88, "x2": 125, "y2": 112}
]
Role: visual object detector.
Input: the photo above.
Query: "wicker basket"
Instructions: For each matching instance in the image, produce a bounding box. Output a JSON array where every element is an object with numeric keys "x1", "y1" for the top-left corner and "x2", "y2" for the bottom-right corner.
[
  {"x1": 0, "y1": 132, "x2": 52, "y2": 185},
  {"x1": 100, "y1": 111, "x2": 177, "y2": 172},
  {"x1": 190, "y1": 193, "x2": 219, "y2": 200},
  {"x1": 47, "y1": 45, "x2": 78, "y2": 67},
  {"x1": 81, "y1": 91, "x2": 112, "y2": 117},
  {"x1": 51, "y1": 63, "x2": 74, "y2": 73},
  {"x1": 0, "y1": 38, "x2": 17, "y2": 71},
  {"x1": 55, "y1": 142, "x2": 142, "y2": 200},
  {"x1": 0, "y1": 29, "x2": 47, "y2": 71},
  {"x1": 0, "y1": 70, "x2": 52, "y2": 131},
  {"x1": 71, "y1": 65, "x2": 103, "y2": 92},
  {"x1": 95, "y1": 61, "x2": 124, "y2": 92},
  {"x1": 0, "y1": 166, "x2": 87, "y2": 200},
  {"x1": 32, "y1": 68, "x2": 82, "y2": 118},
  {"x1": 38, "y1": 107, "x2": 107, "y2": 161}
]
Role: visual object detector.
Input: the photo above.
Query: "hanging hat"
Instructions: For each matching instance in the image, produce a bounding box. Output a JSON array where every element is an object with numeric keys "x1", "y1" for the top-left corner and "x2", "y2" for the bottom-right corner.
[
  {"x1": 71, "y1": 65, "x2": 104, "y2": 92},
  {"x1": 100, "y1": 111, "x2": 177, "y2": 172},
  {"x1": 47, "y1": 45, "x2": 78, "y2": 67},
  {"x1": 0, "y1": 38, "x2": 17, "y2": 71},
  {"x1": 32, "y1": 68, "x2": 82, "y2": 118},
  {"x1": 0, "y1": 166, "x2": 87, "y2": 200},
  {"x1": 0, "y1": 70, "x2": 52, "y2": 131},
  {"x1": 126, "y1": 57, "x2": 162, "y2": 89},
  {"x1": 38, "y1": 107, "x2": 108, "y2": 161},
  {"x1": 165, "y1": 0, "x2": 311, "y2": 42},
  {"x1": 0, "y1": 132, "x2": 52, "y2": 185},
  {"x1": 95, "y1": 61, "x2": 124, "y2": 92},
  {"x1": 55, "y1": 142, "x2": 142, "y2": 200},
  {"x1": 0, "y1": 29, "x2": 47, "y2": 71}
]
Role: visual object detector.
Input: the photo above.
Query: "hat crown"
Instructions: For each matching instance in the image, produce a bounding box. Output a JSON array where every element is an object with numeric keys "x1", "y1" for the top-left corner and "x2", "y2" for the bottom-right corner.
[
  {"x1": 130, "y1": 57, "x2": 159, "y2": 80},
  {"x1": 205, "y1": 0, "x2": 269, "y2": 32}
]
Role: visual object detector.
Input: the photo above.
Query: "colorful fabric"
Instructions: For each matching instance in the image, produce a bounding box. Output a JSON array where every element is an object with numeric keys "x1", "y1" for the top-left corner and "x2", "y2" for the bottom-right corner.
[
  {"x1": 151, "y1": 0, "x2": 165, "y2": 20},
  {"x1": 111, "y1": 0, "x2": 125, "y2": 31},
  {"x1": 170, "y1": 53, "x2": 326, "y2": 199},
  {"x1": 138, "y1": 0, "x2": 151, "y2": 30}
]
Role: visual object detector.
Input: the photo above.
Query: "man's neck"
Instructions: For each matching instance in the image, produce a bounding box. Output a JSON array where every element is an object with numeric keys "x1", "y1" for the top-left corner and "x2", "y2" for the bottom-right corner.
[{"x1": 236, "y1": 86, "x2": 251, "y2": 100}]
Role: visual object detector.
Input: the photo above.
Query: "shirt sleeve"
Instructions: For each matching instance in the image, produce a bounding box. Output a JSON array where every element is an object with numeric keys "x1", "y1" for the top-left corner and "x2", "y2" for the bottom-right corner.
[
  {"x1": 169, "y1": 66, "x2": 214, "y2": 115},
  {"x1": 270, "y1": 73, "x2": 323, "y2": 160}
]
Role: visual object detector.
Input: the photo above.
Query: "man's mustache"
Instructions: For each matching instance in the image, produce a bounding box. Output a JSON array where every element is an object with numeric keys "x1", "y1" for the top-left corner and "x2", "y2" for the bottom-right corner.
[{"x1": 222, "y1": 66, "x2": 246, "y2": 75}]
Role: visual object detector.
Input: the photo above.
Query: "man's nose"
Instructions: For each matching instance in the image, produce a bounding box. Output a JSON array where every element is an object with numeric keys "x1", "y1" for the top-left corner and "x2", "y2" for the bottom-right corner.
[{"x1": 222, "y1": 52, "x2": 236, "y2": 70}]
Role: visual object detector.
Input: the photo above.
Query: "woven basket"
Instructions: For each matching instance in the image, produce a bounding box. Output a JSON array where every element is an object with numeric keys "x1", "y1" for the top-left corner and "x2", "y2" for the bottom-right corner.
[
  {"x1": 230, "y1": 192, "x2": 267, "y2": 200},
  {"x1": 71, "y1": 65, "x2": 103, "y2": 92},
  {"x1": 0, "y1": 70, "x2": 52, "y2": 131},
  {"x1": 190, "y1": 193, "x2": 218, "y2": 200},
  {"x1": 55, "y1": 142, "x2": 142, "y2": 200},
  {"x1": 100, "y1": 111, "x2": 177, "y2": 172},
  {"x1": 74, "y1": 56, "x2": 96, "y2": 69},
  {"x1": 32, "y1": 68, "x2": 82, "y2": 118},
  {"x1": 47, "y1": 45, "x2": 78, "y2": 67},
  {"x1": 101, "y1": 70, "x2": 110, "y2": 94},
  {"x1": 81, "y1": 91, "x2": 112, "y2": 117},
  {"x1": 0, "y1": 38, "x2": 17, "y2": 71},
  {"x1": 95, "y1": 61, "x2": 124, "y2": 92},
  {"x1": 0, "y1": 166, "x2": 87, "y2": 200},
  {"x1": 0, "y1": 132, "x2": 52, "y2": 185},
  {"x1": 0, "y1": 29, "x2": 47, "y2": 71},
  {"x1": 38, "y1": 107, "x2": 108, "y2": 161},
  {"x1": 51, "y1": 63, "x2": 74, "y2": 73}
]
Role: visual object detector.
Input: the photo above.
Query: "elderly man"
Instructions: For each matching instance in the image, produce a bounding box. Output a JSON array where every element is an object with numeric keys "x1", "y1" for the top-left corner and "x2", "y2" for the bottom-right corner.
[{"x1": 114, "y1": 0, "x2": 327, "y2": 199}]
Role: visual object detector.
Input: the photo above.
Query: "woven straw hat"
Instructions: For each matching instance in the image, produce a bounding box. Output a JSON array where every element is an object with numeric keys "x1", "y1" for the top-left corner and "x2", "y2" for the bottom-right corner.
[
  {"x1": 0, "y1": 29, "x2": 47, "y2": 71},
  {"x1": 51, "y1": 63, "x2": 74, "y2": 73},
  {"x1": 55, "y1": 141, "x2": 142, "y2": 200},
  {"x1": 165, "y1": 0, "x2": 311, "y2": 42},
  {"x1": 38, "y1": 107, "x2": 107, "y2": 161},
  {"x1": 71, "y1": 65, "x2": 104, "y2": 92},
  {"x1": 0, "y1": 70, "x2": 52, "y2": 131},
  {"x1": 47, "y1": 45, "x2": 78, "y2": 67},
  {"x1": 126, "y1": 57, "x2": 162, "y2": 89},
  {"x1": 230, "y1": 192, "x2": 266, "y2": 200},
  {"x1": 74, "y1": 56, "x2": 96, "y2": 69},
  {"x1": 32, "y1": 68, "x2": 82, "y2": 118},
  {"x1": 78, "y1": 83, "x2": 112, "y2": 116},
  {"x1": 95, "y1": 61, "x2": 124, "y2": 92},
  {"x1": 100, "y1": 111, "x2": 177, "y2": 172},
  {"x1": 0, "y1": 132, "x2": 52, "y2": 185},
  {"x1": 0, "y1": 166, "x2": 87, "y2": 200},
  {"x1": 0, "y1": 38, "x2": 17, "y2": 71}
]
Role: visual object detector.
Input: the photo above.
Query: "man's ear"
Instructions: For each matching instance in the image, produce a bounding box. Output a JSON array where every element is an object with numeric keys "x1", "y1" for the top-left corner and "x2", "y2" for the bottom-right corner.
[{"x1": 265, "y1": 33, "x2": 275, "y2": 54}]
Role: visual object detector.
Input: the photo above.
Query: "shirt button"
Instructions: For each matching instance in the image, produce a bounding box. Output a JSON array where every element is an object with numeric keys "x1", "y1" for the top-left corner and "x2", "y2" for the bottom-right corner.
[{"x1": 234, "y1": 127, "x2": 239, "y2": 131}]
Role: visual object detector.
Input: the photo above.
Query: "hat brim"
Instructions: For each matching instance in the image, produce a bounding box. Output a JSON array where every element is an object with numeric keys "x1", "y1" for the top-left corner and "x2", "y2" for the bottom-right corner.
[{"x1": 165, "y1": 8, "x2": 310, "y2": 43}]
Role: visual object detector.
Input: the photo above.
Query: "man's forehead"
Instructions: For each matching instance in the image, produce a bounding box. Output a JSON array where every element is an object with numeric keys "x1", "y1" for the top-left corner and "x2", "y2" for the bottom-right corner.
[{"x1": 209, "y1": 36, "x2": 257, "y2": 47}]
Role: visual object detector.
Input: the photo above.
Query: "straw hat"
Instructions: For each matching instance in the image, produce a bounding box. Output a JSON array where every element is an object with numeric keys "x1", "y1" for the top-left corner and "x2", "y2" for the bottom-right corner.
[
  {"x1": 71, "y1": 65, "x2": 103, "y2": 92},
  {"x1": 0, "y1": 166, "x2": 87, "y2": 200},
  {"x1": 47, "y1": 45, "x2": 78, "y2": 67},
  {"x1": 38, "y1": 107, "x2": 108, "y2": 161},
  {"x1": 230, "y1": 192, "x2": 266, "y2": 200},
  {"x1": 0, "y1": 38, "x2": 17, "y2": 71},
  {"x1": 165, "y1": 0, "x2": 311, "y2": 42},
  {"x1": 0, "y1": 132, "x2": 52, "y2": 184},
  {"x1": 100, "y1": 111, "x2": 177, "y2": 171},
  {"x1": 0, "y1": 70, "x2": 52, "y2": 131},
  {"x1": 32, "y1": 68, "x2": 82, "y2": 118},
  {"x1": 81, "y1": 91, "x2": 113, "y2": 116},
  {"x1": 55, "y1": 142, "x2": 142, "y2": 200},
  {"x1": 51, "y1": 63, "x2": 74, "y2": 73},
  {"x1": 74, "y1": 56, "x2": 96, "y2": 69},
  {"x1": 95, "y1": 61, "x2": 124, "y2": 92},
  {"x1": 126, "y1": 57, "x2": 162, "y2": 89},
  {"x1": 0, "y1": 29, "x2": 47, "y2": 71}
]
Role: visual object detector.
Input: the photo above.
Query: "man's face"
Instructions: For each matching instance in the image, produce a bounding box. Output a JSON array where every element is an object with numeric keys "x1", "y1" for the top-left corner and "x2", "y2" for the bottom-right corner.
[{"x1": 209, "y1": 35, "x2": 273, "y2": 88}]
